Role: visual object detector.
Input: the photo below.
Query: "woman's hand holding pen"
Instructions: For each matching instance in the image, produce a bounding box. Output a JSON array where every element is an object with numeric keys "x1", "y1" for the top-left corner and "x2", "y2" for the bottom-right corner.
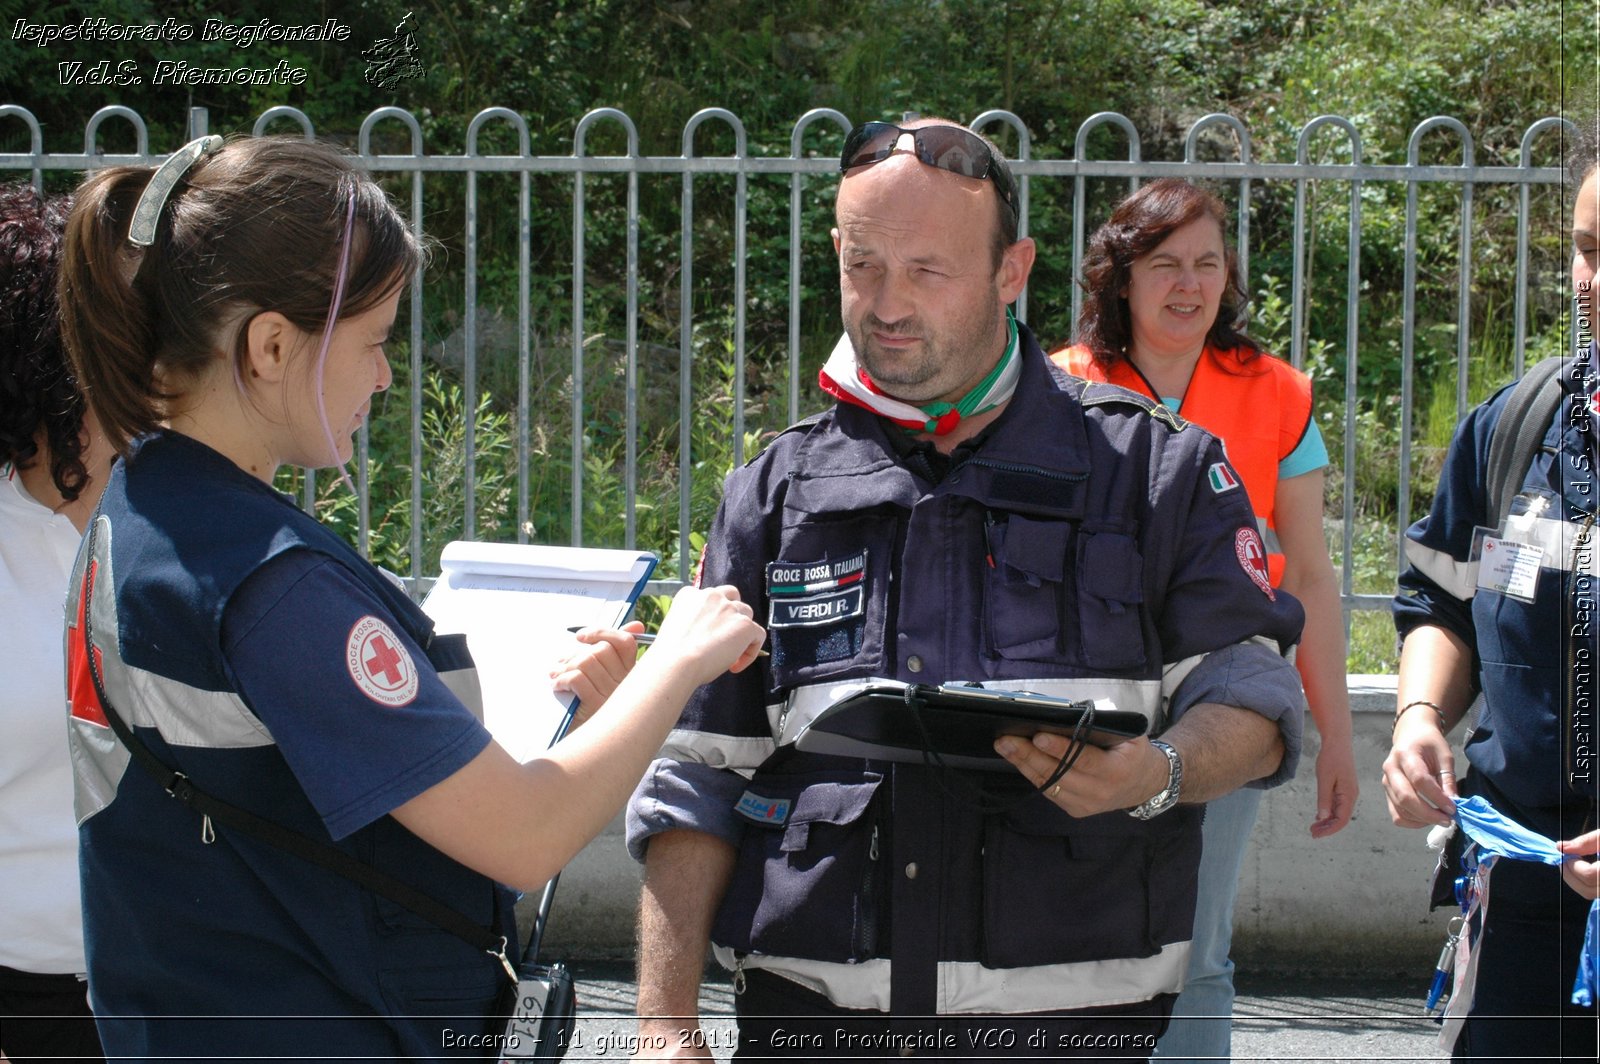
[
  {"x1": 556, "y1": 585, "x2": 766, "y2": 728},
  {"x1": 554, "y1": 622, "x2": 646, "y2": 729}
]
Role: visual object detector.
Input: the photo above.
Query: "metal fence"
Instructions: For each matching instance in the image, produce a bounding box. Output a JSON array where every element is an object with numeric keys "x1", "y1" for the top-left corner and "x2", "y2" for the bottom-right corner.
[{"x1": 0, "y1": 103, "x2": 1577, "y2": 619}]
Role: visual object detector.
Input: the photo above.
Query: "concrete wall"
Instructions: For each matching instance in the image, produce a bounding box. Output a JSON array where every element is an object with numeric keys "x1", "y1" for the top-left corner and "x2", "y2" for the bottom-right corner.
[
  {"x1": 1233, "y1": 676, "x2": 1456, "y2": 976},
  {"x1": 528, "y1": 676, "x2": 1453, "y2": 977}
]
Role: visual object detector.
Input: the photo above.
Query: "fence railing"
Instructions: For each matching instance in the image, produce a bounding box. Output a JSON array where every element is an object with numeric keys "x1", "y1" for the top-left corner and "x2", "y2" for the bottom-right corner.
[{"x1": 0, "y1": 103, "x2": 1577, "y2": 622}]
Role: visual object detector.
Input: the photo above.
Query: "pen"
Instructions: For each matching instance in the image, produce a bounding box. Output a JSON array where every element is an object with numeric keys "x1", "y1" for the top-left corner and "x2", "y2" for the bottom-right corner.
[
  {"x1": 566, "y1": 626, "x2": 768, "y2": 656},
  {"x1": 567, "y1": 625, "x2": 655, "y2": 645}
]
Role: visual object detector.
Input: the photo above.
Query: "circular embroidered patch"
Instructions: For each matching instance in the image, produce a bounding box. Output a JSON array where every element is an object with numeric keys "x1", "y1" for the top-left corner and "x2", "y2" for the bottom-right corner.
[
  {"x1": 346, "y1": 615, "x2": 419, "y2": 706},
  {"x1": 1234, "y1": 527, "x2": 1276, "y2": 601}
]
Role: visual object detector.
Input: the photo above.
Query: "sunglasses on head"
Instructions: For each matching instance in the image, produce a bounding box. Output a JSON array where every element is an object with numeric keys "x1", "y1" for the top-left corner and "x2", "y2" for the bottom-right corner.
[{"x1": 840, "y1": 121, "x2": 1018, "y2": 225}]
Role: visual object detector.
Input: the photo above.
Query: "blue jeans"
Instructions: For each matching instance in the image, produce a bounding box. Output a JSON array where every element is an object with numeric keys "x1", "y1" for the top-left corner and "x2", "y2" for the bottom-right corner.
[{"x1": 1153, "y1": 786, "x2": 1262, "y2": 1063}]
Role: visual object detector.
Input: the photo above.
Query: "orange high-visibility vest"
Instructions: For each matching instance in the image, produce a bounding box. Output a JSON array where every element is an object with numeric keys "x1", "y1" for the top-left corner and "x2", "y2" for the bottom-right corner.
[{"x1": 1052, "y1": 344, "x2": 1314, "y2": 587}]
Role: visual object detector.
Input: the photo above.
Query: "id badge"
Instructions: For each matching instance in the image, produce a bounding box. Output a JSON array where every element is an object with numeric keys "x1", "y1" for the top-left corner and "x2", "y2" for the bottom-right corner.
[
  {"x1": 1473, "y1": 491, "x2": 1560, "y2": 602},
  {"x1": 1471, "y1": 530, "x2": 1540, "y2": 602}
]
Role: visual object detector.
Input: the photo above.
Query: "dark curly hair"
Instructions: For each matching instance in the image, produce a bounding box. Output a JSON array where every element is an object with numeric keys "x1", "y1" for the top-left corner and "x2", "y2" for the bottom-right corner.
[
  {"x1": 1073, "y1": 178, "x2": 1259, "y2": 369},
  {"x1": 0, "y1": 183, "x2": 86, "y2": 501}
]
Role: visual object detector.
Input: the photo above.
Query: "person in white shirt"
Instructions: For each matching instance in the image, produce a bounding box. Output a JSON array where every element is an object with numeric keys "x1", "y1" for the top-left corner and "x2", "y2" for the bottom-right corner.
[{"x1": 0, "y1": 181, "x2": 107, "y2": 1063}]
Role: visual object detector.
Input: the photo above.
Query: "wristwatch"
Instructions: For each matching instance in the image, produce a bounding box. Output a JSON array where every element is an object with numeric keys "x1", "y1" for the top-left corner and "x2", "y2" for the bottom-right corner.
[{"x1": 1127, "y1": 739, "x2": 1183, "y2": 820}]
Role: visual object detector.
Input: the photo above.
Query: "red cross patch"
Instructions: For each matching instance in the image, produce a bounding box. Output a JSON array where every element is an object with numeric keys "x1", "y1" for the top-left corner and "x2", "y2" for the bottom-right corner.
[
  {"x1": 1234, "y1": 527, "x2": 1276, "y2": 601},
  {"x1": 345, "y1": 615, "x2": 419, "y2": 706}
]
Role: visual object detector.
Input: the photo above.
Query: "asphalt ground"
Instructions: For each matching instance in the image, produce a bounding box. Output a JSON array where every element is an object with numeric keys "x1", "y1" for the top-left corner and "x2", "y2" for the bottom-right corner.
[{"x1": 552, "y1": 962, "x2": 1446, "y2": 1062}]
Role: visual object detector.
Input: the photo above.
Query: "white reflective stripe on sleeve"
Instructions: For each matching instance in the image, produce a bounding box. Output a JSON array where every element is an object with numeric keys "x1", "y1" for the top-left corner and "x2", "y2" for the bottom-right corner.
[
  {"x1": 711, "y1": 942, "x2": 1189, "y2": 1013},
  {"x1": 1158, "y1": 639, "x2": 1293, "y2": 728},
  {"x1": 658, "y1": 727, "x2": 773, "y2": 775},
  {"x1": 1403, "y1": 538, "x2": 1478, "y2": 601},
  {"x1": 1249, "y1": 631, "x2": 1294, "y2": 659},
  {"x1": 1155, "y1": 653, "x2": 1208, "y2": 732},
  {"x1": 1161, "y1": 653, "x2": 1205, "y2": 705},
  {"x1": 773, "y1": 677, "x2": 1162, "y2": 748}
]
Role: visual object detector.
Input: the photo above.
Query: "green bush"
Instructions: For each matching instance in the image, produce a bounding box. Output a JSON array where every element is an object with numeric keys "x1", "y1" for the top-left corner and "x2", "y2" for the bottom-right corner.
[{"x1": 29, "y1": 0, "x2": 1586, "y2": 679}]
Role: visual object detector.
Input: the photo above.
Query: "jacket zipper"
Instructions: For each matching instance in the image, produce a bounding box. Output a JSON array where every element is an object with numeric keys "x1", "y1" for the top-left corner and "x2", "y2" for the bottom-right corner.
[
  {"x1": 965, "y1": 457, "x2": 1088, "y2": 484},
  {"x1": 855, "y1": 822, "x2": 882, "y2": 960}
]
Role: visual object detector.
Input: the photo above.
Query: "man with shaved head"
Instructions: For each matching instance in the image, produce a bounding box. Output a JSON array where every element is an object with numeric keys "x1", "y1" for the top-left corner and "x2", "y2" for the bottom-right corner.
[{"x1": 625, "y1": 118, "x2": 1307, "y2": 1059}]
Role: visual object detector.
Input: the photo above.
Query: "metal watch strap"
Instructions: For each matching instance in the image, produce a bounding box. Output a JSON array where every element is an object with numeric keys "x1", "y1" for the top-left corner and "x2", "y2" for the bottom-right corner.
[{"x1": 1127, "y1": 738, "x2": 1182, "y2": 820}]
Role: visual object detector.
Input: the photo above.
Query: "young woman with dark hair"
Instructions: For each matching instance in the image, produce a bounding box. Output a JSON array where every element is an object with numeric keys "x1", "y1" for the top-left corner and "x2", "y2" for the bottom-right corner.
[
  {"x1": 57, "y1": 135, "x2": 765, "y2": 1058},
  {"x1": 1383, "y1": 116, "x2": 1598, "y2": 1060}
]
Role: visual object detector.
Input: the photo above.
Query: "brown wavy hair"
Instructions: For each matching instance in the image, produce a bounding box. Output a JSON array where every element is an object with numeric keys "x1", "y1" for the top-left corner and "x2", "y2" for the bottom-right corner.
[
  {"x1": 0, "y1": 183, "x2": 88, "y2": 500},
  {"x1": 1073, "y1": 177, "x2": 1258, "y2": 368},
  {"x1": 59, "y1": 136, "x2": 422, "y2": 455}
]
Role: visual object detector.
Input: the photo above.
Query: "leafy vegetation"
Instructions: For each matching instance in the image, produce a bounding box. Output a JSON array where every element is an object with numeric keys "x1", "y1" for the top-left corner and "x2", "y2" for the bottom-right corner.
[{"x1": 6, "y1": 0, "x2": 1594, "y2": 672}]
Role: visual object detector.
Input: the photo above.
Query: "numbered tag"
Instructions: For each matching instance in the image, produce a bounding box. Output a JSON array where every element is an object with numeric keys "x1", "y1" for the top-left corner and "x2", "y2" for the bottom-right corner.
[
  {"x1": 498, "y1": 962, "x2": 575, "y2": 1062},
  {"x1": 500, "y1": 969, "x2": 553, "y2": 1059}
]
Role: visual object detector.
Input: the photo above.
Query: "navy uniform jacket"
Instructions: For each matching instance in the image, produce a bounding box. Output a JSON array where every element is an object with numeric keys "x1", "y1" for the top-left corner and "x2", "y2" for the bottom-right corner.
[
  {"x1": 628, "y1": 328, "x2": 1305, "y2": 1016},
  {"x1": 1394, "y1": 349, "x2": 1599, "y2": 840},
  {"x1": 67, "y1": 431, "x2": 512, "y2": 1058}
]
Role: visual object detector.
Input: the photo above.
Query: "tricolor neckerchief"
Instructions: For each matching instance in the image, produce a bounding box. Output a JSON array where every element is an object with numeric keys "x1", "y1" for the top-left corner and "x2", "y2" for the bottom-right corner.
[{"x1": 818, "y1": 311, "x2": 1020, "y2": 436}]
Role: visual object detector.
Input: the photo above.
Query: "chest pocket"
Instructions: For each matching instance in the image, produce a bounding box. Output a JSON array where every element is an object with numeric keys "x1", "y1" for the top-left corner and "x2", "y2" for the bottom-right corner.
[
  {"x1": 986, "y1": 516, "x2": 1072, "y2": 660},
  {"x1": 984, "y1": 518, "x2": 1146, "y2": 670},
  {"x1": 1077, "y1": 530, "x2": 1146, "y2": 669},
  {"x1": 767, "y1": 513, "x2": 896, "y2": 689}
]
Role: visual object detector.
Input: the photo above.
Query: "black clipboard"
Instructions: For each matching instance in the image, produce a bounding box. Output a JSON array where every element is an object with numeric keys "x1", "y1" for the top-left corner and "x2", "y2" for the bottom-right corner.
[{"x1": 791, "y1": 682, "x2": 1147, "y2": 771}]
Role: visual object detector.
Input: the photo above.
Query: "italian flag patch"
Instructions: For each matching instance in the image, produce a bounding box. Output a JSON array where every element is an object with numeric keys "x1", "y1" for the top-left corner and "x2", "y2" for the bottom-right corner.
[{"x1": 1208, "y1": 462, "x2": 1239, "y2": 494}]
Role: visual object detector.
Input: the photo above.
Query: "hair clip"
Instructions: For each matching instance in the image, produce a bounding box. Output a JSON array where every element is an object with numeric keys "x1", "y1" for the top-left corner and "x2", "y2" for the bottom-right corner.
[{"x1": 127, "y1": 135, "x2": 224, "y2": 248}]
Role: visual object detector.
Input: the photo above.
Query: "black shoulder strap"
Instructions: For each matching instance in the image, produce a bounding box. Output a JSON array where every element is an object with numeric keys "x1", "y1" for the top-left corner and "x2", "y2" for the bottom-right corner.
[
  {"x1": 770, "y1": 410, "x2": 828, "y2": 443},
  {"x1": 1485, "y1": 357, "x2": 1565, "y2": 528},
  {"x1": 78, "y1": 518, "x2": 515, "y2": 982}
]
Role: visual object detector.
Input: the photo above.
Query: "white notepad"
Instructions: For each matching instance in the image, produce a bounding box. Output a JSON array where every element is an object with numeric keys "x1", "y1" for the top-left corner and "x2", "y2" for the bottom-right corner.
[{"x1": 421, "y1": 541, "x2": 657, "y2": 761}]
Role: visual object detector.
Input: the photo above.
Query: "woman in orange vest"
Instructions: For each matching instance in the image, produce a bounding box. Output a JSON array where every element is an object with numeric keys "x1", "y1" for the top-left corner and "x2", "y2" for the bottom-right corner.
[{"x1": 1054, "y1": 178, "x2": 1358, "y2": 1064}]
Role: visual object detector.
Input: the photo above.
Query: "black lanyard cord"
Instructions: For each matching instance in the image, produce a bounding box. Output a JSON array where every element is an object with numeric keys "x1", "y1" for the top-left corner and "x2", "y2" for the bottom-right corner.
[{"x1": 901, "y1": 683, "x2": 1094, "y2": 815}]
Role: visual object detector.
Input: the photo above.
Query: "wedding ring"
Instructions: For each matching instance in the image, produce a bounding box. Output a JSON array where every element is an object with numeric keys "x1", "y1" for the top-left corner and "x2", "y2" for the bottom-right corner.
[{"x1": 1048, "y1": 784, "x2": 1061, "y2": 798}]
